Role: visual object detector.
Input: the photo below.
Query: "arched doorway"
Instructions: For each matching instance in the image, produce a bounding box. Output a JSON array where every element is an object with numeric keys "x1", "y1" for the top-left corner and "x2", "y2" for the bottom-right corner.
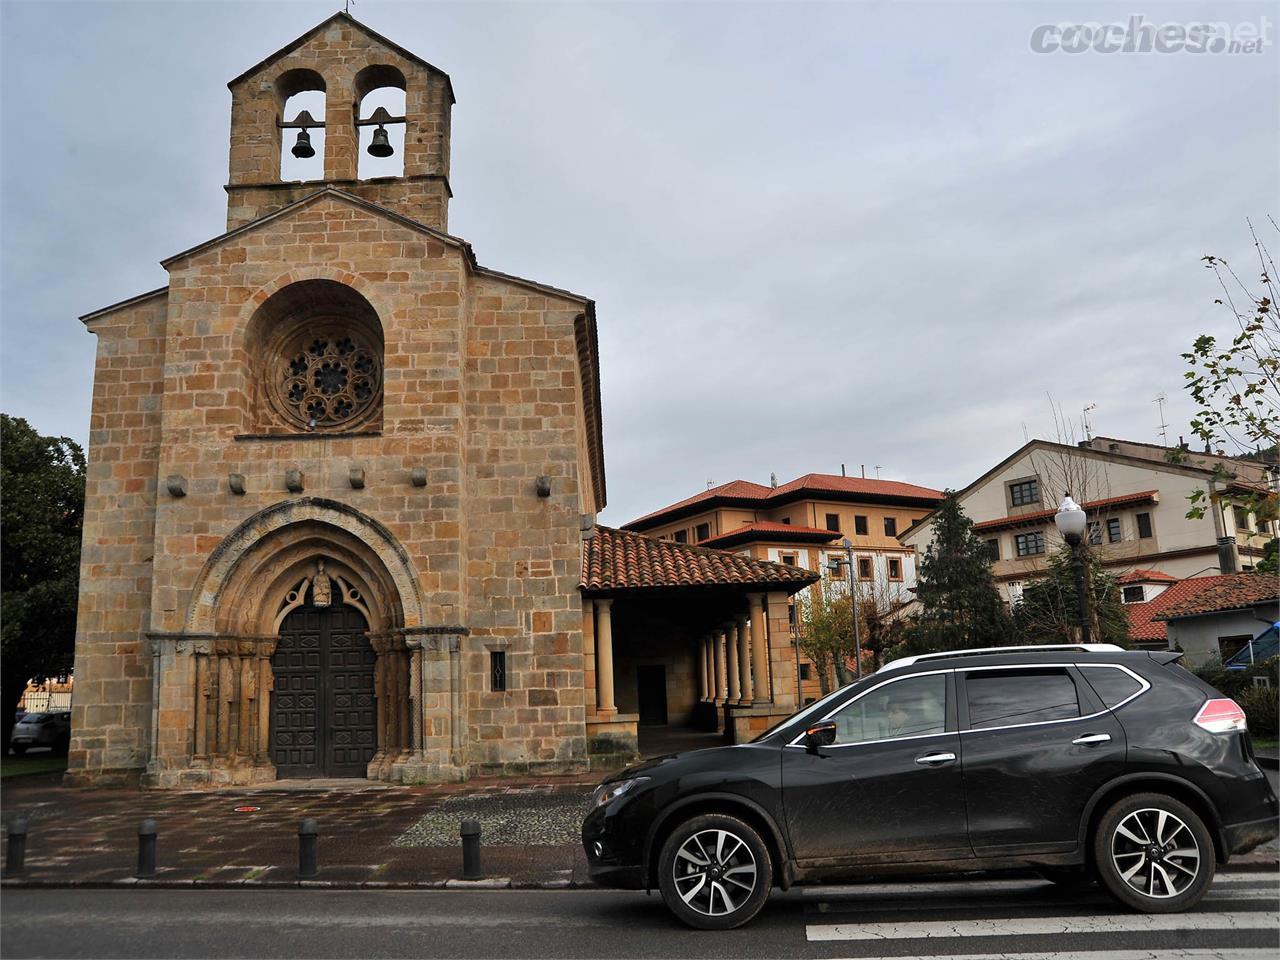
[{"x1": 272, "y1": 599, "x2": 377, "y2": 778}]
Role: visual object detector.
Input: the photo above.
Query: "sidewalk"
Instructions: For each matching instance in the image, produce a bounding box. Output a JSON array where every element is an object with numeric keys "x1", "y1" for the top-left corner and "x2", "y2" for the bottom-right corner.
[
  {"x1": 2, "y1": 772, "x2": 1275, "y2": 890},
  {"x1": 1, "y1": 772, "x2": 598, "y2": 889}
]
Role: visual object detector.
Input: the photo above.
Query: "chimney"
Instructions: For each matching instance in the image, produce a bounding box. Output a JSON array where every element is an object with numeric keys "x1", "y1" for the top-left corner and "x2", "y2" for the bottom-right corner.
[
  {"x1": 861, "y1": 464, "x2": 866, "y2": 478},
  {"x1": 1216, "y1": 536, "x2": 1238, "y2": 573},
  {"x1": 841, "y1": 463, "x2": 846, "y2": 477}
]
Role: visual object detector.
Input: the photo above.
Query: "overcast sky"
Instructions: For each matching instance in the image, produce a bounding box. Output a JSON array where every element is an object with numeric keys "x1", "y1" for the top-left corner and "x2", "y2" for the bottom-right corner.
[{"x1": 2, "y1": 0, "x2": 1276, "y2": 525}]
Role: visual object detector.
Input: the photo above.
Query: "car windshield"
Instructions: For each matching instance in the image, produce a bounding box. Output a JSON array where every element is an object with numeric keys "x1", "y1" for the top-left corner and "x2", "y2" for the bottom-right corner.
[
  {"x1": 20, "y1": 713, "x2": 52, "y2": 725},
  {"x1": 749, "y1": 680, "x2": 858, "y2": 743}
]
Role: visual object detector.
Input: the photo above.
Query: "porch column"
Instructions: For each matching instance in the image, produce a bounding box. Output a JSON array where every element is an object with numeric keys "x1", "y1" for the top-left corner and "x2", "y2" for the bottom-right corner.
[
  {"x1": 701, "y1": 640, "x2": 711, "y2": 701},
  {"x1": 596, "y1": 599, "x2": 617, "y2": 715},
  {"x1": 712, "y1": 629, "x2": 726, "y2": 704},
  {"x1": 736, "y1": 615, "x2": 752, "y2": 706},
  {"x1": 725, "y1": 622, "x2": 740, "y2": 702},
  {"x1": 701, "y1": 636, "x2": 712, "y2": 701},
  {"x1": 749, "y1": 594, "x2": 770, "y2": 702}
]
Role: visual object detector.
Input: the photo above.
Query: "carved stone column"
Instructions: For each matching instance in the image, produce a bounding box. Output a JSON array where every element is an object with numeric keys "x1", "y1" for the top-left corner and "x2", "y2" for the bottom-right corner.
[
  {"x1": 712, "y1": 630, "x2": 726, "y2": 704},
  {"x1": 397, "y1": 645, "x2": 412, "y2": 758},
  {"x1": 370, "y1": 634, "x2": 390, "y2": 759},
  {"x1": 238, "y1": 639, "x2": 256, "y2": 758},
  {"x1": 406, "y1": 637, "x2": 424, "y2": 757},
  {"x1": 193, "y1": 649, "x2": 211, "y2": 761},
  {"x1": 256, "y1": 638, "x2": 277, "y2": 763},
  {"x1": 387, "y1": 641, "x2": 402, "y2": 752},
  {"x1": 216, "y1": 638, "x2": 237, "y2": 755}
]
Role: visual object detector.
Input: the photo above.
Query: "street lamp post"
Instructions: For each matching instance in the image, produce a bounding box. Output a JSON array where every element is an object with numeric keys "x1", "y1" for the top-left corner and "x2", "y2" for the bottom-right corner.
[
  {"x1": 1054, "y1": 495, "x2": 1091, "y2": 644},
  {"x1": 831, "y1": 538, "x2": 864, "y2": 679}
]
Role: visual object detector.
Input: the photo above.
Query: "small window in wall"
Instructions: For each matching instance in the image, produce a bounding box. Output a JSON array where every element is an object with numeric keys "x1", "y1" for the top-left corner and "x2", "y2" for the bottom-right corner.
[
  {"x1": 1136, "y1": 512, "x2": 1153, "y2": 539},
  {"x1": 884, "y1": 517, "x2": 898, "y2": 537},
  {"x1": 1233, "y1": 506, "x2": 1251, "y2": 532},
  {"x1": 695, "y1": 523, "x2": 710, "y2": 542},
  {"x1": 1009, "y1": 479, "x2": 1041, "y2": 507},
  {"x1": 857, "y1": 557, "x2": 873, "y2": 580},
  {"x1": 1088, "y1": 521, "x2": 1103, "y2": 546},
  {"x1": 825, "y1": 513, "x2": 840, "y2": 532},
  {"x1": 489, "y1": 651, "x2": 507, "y2": 692},
  {"x1": 799, "y1": 662, "x2": 813, "y2": 680},
  {"x1": 1218, "y1": 635, "x2": 1253, "y2": 661},
  {"x1": 674, "y1": 529, "x2": 688, "y2": 544},
  {"x1": 887, "y1": 557, "x2": 903, "y2": 581},
  {"x1": 788, "y1": 604, "x2": 797, "y2": 627},
  {"x1": 781, "y1": 553, "x2": 798, "y2": 567},
  {"x1": 854, "y1": 515, "x2": 868, "y2": 535},
  {"x1": 1014, "y1": 531, "x2": 1046, "y2": 557},
  {"x1": 1107, "y1": 518, "x2": 1122, "y2": 543},
  {"x1": 986, "y1": 538, "x2": 1000, "y2": 561},
  {"x1": 1121, "y1": 585, "x2": 1145, "y2": 604},
  {"x1": 781, "y1": 517, "x2": 791, "y2": 525}
]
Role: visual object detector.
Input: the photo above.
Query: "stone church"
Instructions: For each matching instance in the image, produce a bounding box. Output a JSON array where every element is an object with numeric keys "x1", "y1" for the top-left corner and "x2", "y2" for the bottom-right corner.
[{"x1": 68, "y1": 13, "x2": 814, "y2": 788}]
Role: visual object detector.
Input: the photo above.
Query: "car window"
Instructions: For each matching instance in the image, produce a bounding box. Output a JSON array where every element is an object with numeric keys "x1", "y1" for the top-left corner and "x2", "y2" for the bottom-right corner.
[
  {"x1": 966, "y1": 669, "x2": 1081, "y2": 729},
  {"x1": 753, "y1": 682, "x2": 854, "y2": 743},
  {"x1": 828, "y1": 674, "x2": 947, "y2": 745},
  {"x1": 1079, "y1": 666, "x2": 1143, "y2": 707}
]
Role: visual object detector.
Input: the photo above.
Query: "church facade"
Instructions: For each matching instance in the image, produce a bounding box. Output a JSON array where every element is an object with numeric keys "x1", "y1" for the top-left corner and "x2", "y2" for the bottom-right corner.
[{"x1": 68, "y1": 13, "x2": 813, "y2": 788}]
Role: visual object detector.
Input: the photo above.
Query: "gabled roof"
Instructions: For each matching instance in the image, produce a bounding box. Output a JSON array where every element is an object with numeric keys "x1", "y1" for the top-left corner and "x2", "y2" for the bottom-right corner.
[
  {"x1": 624, "y1": 474, "x2": 943, "y2": 532},
  {"x1": 581, "y1": 526, "x2": 818, "y2": 595},
  {"x1": 1153, "y1": 573, "x2": 1279, "y2": 622},
  {"x1": 1117, "y1": 569, "x2": 1179, "y2": 585},
  {"x1": 699, "y1": 522, "x2": 841, "y2": 549},
  {"x1": 971, "y1": 491, "x2": 1159, "y2": 533},
  {"x1": 227, "y1": 11, "x2": 454, "y2": 103}
]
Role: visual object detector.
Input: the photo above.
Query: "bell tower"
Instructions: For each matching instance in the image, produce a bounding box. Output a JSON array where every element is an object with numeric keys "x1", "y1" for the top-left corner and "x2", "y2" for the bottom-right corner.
[{"x1": 224, "y1": 12, "x2": 454, "y2": 231}]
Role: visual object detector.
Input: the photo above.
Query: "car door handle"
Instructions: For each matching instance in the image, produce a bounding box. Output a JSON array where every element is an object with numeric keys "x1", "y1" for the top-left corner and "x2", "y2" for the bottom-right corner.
[
  {"x1": 915, "y1": 751, "x2": 957, "y2": 765},
  {"x1": 1072, "y1": 733, "x2": 1112, "y2": 746}
]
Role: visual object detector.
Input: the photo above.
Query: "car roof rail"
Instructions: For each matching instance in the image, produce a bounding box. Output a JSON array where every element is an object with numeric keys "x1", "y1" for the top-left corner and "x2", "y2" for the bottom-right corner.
[{"x1": 877, "y1": 643, "x2": 1127, "y2": 674}]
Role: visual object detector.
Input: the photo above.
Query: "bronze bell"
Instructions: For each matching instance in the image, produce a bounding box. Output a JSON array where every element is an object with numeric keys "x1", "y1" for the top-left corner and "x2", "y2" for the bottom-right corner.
[
  {"x1": 291, "y1": 128, "x2": 315, "y2": 159},
  {"x1": 367, "y1": 124, "x2": 394, "y2": 158}
]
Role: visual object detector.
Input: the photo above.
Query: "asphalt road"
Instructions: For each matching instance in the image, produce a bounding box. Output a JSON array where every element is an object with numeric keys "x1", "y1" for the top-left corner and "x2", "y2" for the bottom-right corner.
[{"x1": 3, "y1": 873, "x2": 1276, "y2": 959}]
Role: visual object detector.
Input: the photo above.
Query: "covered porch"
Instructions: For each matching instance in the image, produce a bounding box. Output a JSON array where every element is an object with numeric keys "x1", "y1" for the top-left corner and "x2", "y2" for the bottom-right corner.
[{"x1": 579, "y1": 526, "x2": 818, "y2": 768}]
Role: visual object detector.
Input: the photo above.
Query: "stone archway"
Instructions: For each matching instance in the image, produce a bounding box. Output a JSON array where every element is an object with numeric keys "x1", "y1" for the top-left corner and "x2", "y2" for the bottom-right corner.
[{"x1": 146, "y1": 499, "x2": 441, "y2": 786}]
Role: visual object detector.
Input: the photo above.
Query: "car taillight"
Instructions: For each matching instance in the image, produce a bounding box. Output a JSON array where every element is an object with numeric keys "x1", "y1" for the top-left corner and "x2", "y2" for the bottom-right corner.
[{"x1": 1193, "y1": 698, "x2": 1248, "y2": 734}]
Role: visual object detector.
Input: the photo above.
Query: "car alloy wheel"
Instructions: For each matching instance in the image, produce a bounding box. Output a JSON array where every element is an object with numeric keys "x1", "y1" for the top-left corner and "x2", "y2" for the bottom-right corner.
[
  {"x1": 657, "y1": 813, "x2": 772, "y2": 929},
  {"x1": 672, "y1": 828, "x2": 758, "y2": 917},
  {"x1": 1093, "y1": 792, "x2": 1213, "y2": 913},
  {"x1": 1110, "y1": 807, "x2": 1201, "y2": 899}
]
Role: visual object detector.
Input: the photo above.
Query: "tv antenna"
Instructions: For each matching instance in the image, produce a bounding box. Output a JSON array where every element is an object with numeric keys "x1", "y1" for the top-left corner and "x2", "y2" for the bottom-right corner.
[
  {"x1": 1082, "y1": 403, "x2": 1097, "y2": 440},
  {"x1": 1154, "y1": 394, "x2": 1170, "y2": 446}
]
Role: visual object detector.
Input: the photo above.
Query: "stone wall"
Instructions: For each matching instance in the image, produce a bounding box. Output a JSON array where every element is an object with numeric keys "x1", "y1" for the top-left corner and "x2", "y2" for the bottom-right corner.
[{"x1": 67, "y1": 294, "x2": 168, "y2": 785}]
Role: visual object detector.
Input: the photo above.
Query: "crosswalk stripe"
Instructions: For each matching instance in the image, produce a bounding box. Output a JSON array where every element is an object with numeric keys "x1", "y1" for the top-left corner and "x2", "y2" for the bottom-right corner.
[
  {"x1": 1213, "y1": 872, "x2": 1280, "y2": 883},
  {"x1": 808, "y1": 887, "x2": 1278, "y2": 915},
  {"x1": 801, "y1": 875, "x2": 1276, "y2": 897},
  {"x1": 816, "y1": 951, "x2": 1280, "y2": 960},
  {"x1": 805, "y1": 910, "x2": 1279, "y2": 941}
]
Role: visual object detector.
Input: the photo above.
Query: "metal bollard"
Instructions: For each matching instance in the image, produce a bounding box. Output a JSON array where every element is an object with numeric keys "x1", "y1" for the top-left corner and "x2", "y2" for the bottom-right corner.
[
  {"x1": 136, "y1": 819, "x2": 157, "y2": 879},
  {"x1": 298, "y1": 818, "x2": 319, "y2": 880},
  {"x1": 460, "y1": 818, "x2": 483, "y2": 880},
  {"x1": 5, "y1": 817, "x2": 28, "y2": 877}
]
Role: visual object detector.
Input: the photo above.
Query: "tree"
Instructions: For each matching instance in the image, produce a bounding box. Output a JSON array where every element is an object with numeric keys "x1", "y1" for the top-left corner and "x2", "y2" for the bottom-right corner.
[
  {"x1": 1012, "y1": 546, "x2": 1130, "y2": 647},
  {"x1": 904, "y1": 491, "x2": 1011, "y2": 654},
  {"x1": 1183, "y1": 220, "x2": 1280, "y2": 521},
  {"x1": 794, "y1": 585, "x2": 849, "y2": 695},
  {"x1": 1, "y1": 414, "x2": 85, "y2": 752}
]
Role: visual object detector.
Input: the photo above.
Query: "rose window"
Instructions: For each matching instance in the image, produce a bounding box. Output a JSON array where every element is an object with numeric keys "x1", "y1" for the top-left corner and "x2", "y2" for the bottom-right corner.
[{"x1": 269, "y1": 328, "x2": 382, "y2": 430}]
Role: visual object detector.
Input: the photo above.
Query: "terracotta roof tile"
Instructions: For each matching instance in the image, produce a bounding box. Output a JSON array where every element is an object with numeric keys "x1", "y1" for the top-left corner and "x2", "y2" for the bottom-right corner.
[
  {"x1": 625, "y1": 474, "x2": 942, "y2": 530},
  {"x1": 973, "y1": 491, "x2": 1159, "y2": 533},
  {"x1": 700, "y1": 521, "x2": 841, "y2": 548},
  {"x1": 1125, "y1": 574, "x2": 1277, "y2": 641},
  {"x1": 1153, "y1": 573, "x2": 1279, "y2": 621},
  {"x1": 1117, "y1": 569, "x2": 1179, "y2": 584},
  {"x1": 581, "y1": 525, "x2": 819, "y2": 594}
]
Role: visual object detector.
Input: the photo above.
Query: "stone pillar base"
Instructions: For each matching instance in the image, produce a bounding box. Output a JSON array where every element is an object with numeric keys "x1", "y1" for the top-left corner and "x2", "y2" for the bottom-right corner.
[
  {"x1": 398, "y1": 760, "x2": 467, "y2": 784},
  {"x1": 63, "y1": 767, "x2": 144, "y2": 789}
]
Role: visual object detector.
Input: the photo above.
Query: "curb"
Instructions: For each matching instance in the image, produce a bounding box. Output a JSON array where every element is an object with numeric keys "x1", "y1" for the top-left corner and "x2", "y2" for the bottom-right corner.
[{"x1": 0, "y1": 877, "x2": 590, "y2": 891}]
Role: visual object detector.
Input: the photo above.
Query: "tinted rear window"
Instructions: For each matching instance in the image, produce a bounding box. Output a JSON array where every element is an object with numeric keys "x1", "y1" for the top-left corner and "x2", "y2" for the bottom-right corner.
[
  {"x1": 1079, "y1": 666, "x2": 1143, "y2": 707},
  {"x1": 966, "y1": 669, "x2": 1081, "y2": 729}
]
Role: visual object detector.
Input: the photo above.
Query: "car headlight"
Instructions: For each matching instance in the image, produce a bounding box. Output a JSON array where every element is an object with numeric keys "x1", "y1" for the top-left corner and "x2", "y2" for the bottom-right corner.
[{"x1": 592, "y1": 776, "x2": 650, "y2": 807}]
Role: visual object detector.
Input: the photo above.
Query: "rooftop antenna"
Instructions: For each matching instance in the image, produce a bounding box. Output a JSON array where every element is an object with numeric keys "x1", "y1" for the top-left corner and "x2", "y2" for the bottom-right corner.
[
  {"x1": 1082, "y1": 403, "x2": 1097, "y2": 440},
  {"x1": 345, "y1": 0, "x2": 355, "y2": 13},
  {"x1": 769, "y1": 472, "x2": 778, "y2": 489},
  {"x1": 874, "y1": 465, "x2": 882, "y2": 479},
  {"x1": 1153, "y1": 394, "x2": 1170, "y2": 446},
  {"x1": 706, "y1": 478, "x2": 715, "y2": 490}
]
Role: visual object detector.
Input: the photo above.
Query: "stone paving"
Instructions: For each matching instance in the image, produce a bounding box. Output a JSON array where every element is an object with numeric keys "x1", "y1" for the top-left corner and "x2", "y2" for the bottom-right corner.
[{"x1": 1, "y1": 772, "x2": 598, "y2": 888}]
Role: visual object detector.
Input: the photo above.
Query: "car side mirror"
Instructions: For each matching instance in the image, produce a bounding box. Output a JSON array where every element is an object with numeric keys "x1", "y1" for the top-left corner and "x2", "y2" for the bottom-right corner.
[{"x1": 803, "y1": 721, "x2": 837, "y2": 753}]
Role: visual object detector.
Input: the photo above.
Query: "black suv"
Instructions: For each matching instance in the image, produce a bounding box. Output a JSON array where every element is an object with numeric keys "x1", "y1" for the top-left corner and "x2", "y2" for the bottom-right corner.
[{"x1": 582, "y1": 644, "x2": 1278, "y2": 929}]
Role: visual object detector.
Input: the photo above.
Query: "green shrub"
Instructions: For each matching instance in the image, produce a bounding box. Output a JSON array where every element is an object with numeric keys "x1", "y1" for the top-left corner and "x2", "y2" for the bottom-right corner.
[{"x1": 1239, "y1": 686, "x2": 1279, "y2": 740}]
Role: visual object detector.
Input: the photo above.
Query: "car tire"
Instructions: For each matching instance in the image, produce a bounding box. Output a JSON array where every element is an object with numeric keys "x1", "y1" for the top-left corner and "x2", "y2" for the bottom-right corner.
[
  {"x1": 1093, "y1": 792, "x2": 1214, "y2": 913},
  {"x1": 1037, "y1": 866, "x2": 1096, "y2": 889},
  {"x1": 657, "y1": 813, "x2": 772, "y2": 930}
]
